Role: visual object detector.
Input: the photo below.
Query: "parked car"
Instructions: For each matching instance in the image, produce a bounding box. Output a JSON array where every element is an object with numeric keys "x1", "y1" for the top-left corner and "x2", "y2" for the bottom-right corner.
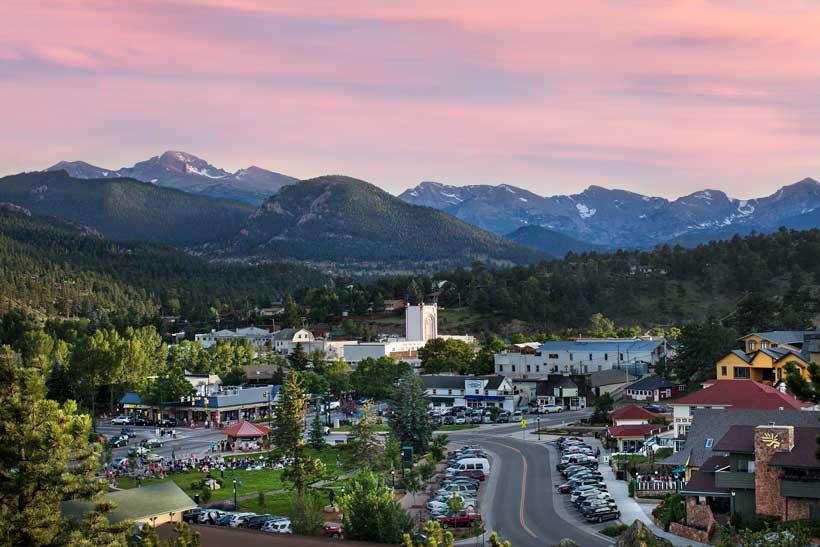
[
  {"x1": 453, "y1": 469, "x2": 486, "y2": 481},
  {"x1": 144, "y1": 453, "x2": 164, "y2": 463},
  {"x1": 227, "y1": 513, "x2": 255, "y2": 527},
  {"x1": 199, "y1": 509, "x2": 227, "y2": 524},
  {"x1": 644, "y1": 404, "x2": 670, "y2": 414},
  {"x1": 158, "y1": 417, "x2": 177, "y2": 427},
  {"x1": 182, "y1": 508, "x2": 207, "y2": 523},
  {"x1": 512, "y1": 410, "x2": 523, "y2": 422},
  {"x1": 495, "y1": 411, "x2": 511, "y2": 423},
  {"x1": 261, "y1": 518, "x2": 292, "y2": 534},
  {"x1": 583, "y1": 507, "x2": 621, "y2": 523},
  {"x1": 111, "y1": 415, "x2": 133, "y2": 425},
  {"x1": 541, "y1": 404, "x2": 563, "y2": 414},
  {"x1": 246, "y1": 514, "x2": 274, "y2": 529},
  {"x1": 323, "y1": 524, "x2": 343, "y2": 539},
  {"x1": 111, "y1": 457, "x2": 129, "y2": 470},
  {"x1": 128, "y1": 446, "x2": 148, "y2": 457},
  {"x1": 107, "y1": 434, "x2": 129, "y2": 448},
  {"x1": 435, "y1": 512, "x2": 482, "y2": 528},
  {"x1": 145, "y1": 438, "x2": 164, "y2": 448},
  {"x1": 215, "y1": 514, "x2": 234, "y2": 526}
]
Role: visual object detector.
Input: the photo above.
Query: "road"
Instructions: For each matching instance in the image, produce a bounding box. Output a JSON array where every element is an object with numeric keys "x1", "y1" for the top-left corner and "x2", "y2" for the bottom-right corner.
[{"x1": 449, "y1": 410, "x2": 613, "y2": 547}]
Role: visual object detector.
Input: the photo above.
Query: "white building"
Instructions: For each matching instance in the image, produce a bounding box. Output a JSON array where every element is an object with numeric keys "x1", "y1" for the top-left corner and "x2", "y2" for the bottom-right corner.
[
  {"x1": 406, "y1": 303, "x2": 438, "y2": 342},
  {"x1": 195, "y1": 327, "x2": 274, "y2": 349},
  {"x1": 494, "y1": 338, "x2": 665, "y2": 378},
  {"x1": 343, "y1": 340, "x2": 427, "y2": 368},
  {"x1": 421, "y1": 375, "x2": 517, "y2": 411},
  {"x1": 271, "y1": 328, "x2": 315, "y2": 355}
]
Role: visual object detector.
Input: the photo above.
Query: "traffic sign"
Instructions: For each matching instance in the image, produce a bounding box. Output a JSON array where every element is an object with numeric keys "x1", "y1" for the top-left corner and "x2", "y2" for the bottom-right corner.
[{"x1": 520, "y1": 419, "x2": 527, "y2": 429}]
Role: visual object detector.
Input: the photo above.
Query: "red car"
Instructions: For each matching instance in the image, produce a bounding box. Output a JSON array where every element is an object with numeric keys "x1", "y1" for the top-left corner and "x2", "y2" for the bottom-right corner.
[
  {"x1": 454, "y1": 469, "x2": 486, "y2": 481},
  {"x1": 323, "y1": 524, "x2": 343, "y2": 539},
  {"x1": 435, "y1": 512, "x2": 482, "y2": 528}
]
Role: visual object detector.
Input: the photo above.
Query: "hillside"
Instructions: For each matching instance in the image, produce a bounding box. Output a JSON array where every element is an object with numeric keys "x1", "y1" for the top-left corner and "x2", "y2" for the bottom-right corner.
[
  {"x1": 0, "y1": 207, "x2": 326, "y2": 320},
  {"x1": 0, "y1": 170, "x2": 253, "y2": 246},
  {"x1": 214, "y1": 175, "x2": 545, "y2": 268},
  {"x1": 505, "y1": 225, "x2": 609, "y2": 257}
]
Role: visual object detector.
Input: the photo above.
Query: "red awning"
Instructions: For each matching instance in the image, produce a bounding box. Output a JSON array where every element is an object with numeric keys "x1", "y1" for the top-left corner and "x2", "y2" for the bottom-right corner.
[{"x1": 223, "y1": 420, "x2": 271, "y2": 438}]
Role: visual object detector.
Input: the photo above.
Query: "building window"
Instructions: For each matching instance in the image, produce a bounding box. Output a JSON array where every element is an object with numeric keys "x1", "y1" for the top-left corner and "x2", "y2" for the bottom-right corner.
[
  {"x1": 526, "y1": 365, "x2": 531, "y2": 372},
  {"x1": 548, "y1": 353, "x2": 559, "y2": 359},
  {"x1": 447, "y1": 389, "x2": 452, "y2": 395},
  {"x1": 761, "y1": 341, "x2": 769, "y2": 349},
  {"x1": 511, "y1": 365, "x2": 516, "y2": 372},
  {"x1": 721, "y1": 366, "x2": 727, "y2": 376},
  {"x1": 705, "y1": 438, "x2": 714, "y2": 448},
  {"x1": 747, "y1": 461, "x2": 755, "y2": 473},
  {"x1": 569, "y1": 353, "x2": 573, "y2": 361},
  {"x1": 620, "y1": 353, "x2": 624, "y2": 361},
  {"x1": 589, "y1": 353, "x2": 593, "y2": 361},
  {"x1": 475, "y1": 389, "x2": 480, "y2": 395},
  {"x1": 747, "y1": 340, "x2": 757, "y2": 352},
  {"x1": 733, "y1": 367, "x2": 750, "y2": 379},
  {"x1": 535, "y1": 365, "x2": 540, "y2": 372},
  {"x1": 604, "y1": 354, "x2": 608, "y2": 361},
  {"x1": 498, "y1": 365, "x2": 504, "y2": 372}
]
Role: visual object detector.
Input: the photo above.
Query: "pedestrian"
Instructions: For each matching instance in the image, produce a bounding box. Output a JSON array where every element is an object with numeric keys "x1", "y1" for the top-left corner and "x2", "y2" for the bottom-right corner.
[{"x1": 595, "y1": 447, "x2": 601, "y2": 459}]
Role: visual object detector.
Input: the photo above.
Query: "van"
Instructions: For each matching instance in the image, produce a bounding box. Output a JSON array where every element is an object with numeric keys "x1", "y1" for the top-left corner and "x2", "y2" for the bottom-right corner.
[{"x1": 447, "y1": 457, "x2": 491, "y2": 476}]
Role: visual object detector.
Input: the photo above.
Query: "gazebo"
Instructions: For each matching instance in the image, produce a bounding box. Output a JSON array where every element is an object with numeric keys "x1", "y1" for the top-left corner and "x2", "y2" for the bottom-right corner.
[{"x1": 223, "y1": 420, "x2": 271, "y2": 451}]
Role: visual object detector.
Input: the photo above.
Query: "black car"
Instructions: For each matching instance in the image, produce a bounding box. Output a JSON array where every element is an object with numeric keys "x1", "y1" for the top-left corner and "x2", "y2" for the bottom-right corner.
[
  {"x1": 120, "y1": 427, "x2": 137, "y2": 438},
  {"x1": 158, "y1": 417, "x2": 177, "y2": 427},
  {"x1": 133, "y1": 416, "x2": 150, "y2": 426},
  {"x1": 182, "y1": 508, "x2": 207, "y2": 523},
  {"x1": 246, "y1": 514, "x2": 274, "y2": 529},
  {"x1": 583, "y1": 507, "x2": 621, "y2": 523},
  {"x1": 107, "y1": 434, "x2": 129, "y2": 448}
]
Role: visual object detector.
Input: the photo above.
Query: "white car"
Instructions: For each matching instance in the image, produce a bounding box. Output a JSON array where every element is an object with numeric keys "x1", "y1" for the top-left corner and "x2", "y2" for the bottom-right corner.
[
  {"x1": 111, "y1": 415, "x2": 133, "y2": 425},
  {"x1": 261, "y1": 518, "x2": 292, "y2": 534},
  {"x1": 426, "y1": 498, "x2": 476, "y2": 514},
  {"x1": 228, "y1": 513, "x2": 255, "y2": 527},
  {"x1": 541, "y1": 404, "x2": 562, "y2": 414},
  {"x1": 129, "y1": 446, "x2": 148, "y2": 457},
  {"x1": 144, "y1": 453, "x2": 164, "y2": 463}
]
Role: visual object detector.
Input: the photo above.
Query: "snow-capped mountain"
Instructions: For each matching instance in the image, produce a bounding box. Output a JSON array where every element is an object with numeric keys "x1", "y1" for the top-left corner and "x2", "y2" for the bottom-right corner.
[
  {"x1": 45, "y1": 151, "x2": 296, "y2": 204},
  {"x1": 400, "y1": 178, "x2": 820, "y2": 248}
]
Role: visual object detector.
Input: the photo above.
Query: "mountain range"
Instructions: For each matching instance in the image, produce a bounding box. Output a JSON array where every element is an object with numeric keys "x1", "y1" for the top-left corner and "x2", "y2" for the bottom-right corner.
[
  {"x1": 0, "y1": 170, "x2": 544, "y2": 271},
  {"x1": 399, "y1": 179, "x2": 820, "y2": 250},
  {"x1": 47, "y1": 151, "x2": 297, "y2": 205}
]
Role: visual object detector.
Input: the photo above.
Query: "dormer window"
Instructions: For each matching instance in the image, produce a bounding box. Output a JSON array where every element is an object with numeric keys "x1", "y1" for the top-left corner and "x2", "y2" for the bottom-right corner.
[
  {"x1": 747, "y1": 340, "x2": 757, "y2": 352},
  {"x1": 761, "y1": 341, "x2": 769, "y2": 349}
]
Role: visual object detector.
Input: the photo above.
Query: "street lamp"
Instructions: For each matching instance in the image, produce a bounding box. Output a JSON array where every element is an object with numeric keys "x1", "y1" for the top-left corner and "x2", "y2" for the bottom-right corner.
[
  {"x1": 536, "y1": 417, "x2": 541, "y2": 441},
  {"x1": 391, "y1": 469, "x2": 396, "y2": 489},
  {"x1": 233, "y1": 479, "x2": 238, "y2": 508}
]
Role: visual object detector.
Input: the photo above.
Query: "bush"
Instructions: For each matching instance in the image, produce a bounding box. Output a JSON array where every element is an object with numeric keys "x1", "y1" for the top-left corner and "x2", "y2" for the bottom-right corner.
[
  {"x1": 651, "y1": 493, "x2": 686, "y2": 531},
  {"x1": 653, "y1": 447, "x2": 673, "y2": 460},
  {"x1": 628, "y1": 479, "x2": 636, "y2": 497},
  {"x1": 600, "y1": 524, "x2": 628, "y2": 537}
]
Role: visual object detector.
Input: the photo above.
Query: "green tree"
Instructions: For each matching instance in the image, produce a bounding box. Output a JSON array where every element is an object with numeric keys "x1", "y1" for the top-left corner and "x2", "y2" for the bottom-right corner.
[
  {"x1": 272, "y1": 372, "x2": 324, "y2": 491},
  {"x1": 308, "y1": 407, "x2": 327, "y2": 451},
  {"x1": 588, "y1": 313, "x2": 616, "y2": 338},
  {"x1": 289, "y1": 342, "x2": 309, "y2": 371},
  {"x1": 0, "y1": 346, "x2": 115, "y2": 546},
  {"x1": 58, "y1": 503, "x2": 131, "y2": 547},
  {"x1": 288, "y1": 491, "x2": 325, "y2": 536},
  {"x1": 418, "y1": 338, "x2": 475, "y2": 374},
  {"x1": 301, "y1": 370, "x2": 329, "y2": 395},
  {"x1": 590, "y1": 392, "x2": 614, "y2": 424},
  {"x1": 283, "y1": 295, "x2": 303, "y2": 328},
  {"x1": 351, "y1": 356, "x2": 411, "y2": 400},
  {"x1": 668, "y1": 318, "x2": 736, "y2": 383},
  {"x1": 446, "y1": 492, "x2": 464, "y2": 514},
  {"x1": 341, "y1": 471, "x2": 413, "y2": 543},
  {"x1": 403, "y1": 520, "x2": 455, "y2": 547},
  {"x1": 140, "y1": 365, "x2": 195, "y2": 421},
  {"x1": 168, "y1": 340, "x2": 212, "y2": 374},
  {"x1": 390, "y1": 372, "x2": 433, "y2": 454},
  {"x1": 349, "y1": 403, "x2": 381, "y2": 468},
  {"x1": 324, "y1": 359, "x2": 351, "y2": 397},
  {"x1": 472, "y1": 337, "x2": 506, "y2": 375}
]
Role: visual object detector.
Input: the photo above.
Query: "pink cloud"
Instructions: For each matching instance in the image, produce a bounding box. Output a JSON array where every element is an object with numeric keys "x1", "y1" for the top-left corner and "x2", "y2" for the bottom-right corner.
[{"x1": 2, "y1": 0, "x2": 820, "y2": 199}]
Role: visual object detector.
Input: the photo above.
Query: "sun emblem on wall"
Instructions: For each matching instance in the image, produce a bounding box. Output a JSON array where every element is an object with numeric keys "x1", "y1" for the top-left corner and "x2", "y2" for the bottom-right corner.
[{"x1": 761, "y1": 432, "x2": 782, "y2": 449}]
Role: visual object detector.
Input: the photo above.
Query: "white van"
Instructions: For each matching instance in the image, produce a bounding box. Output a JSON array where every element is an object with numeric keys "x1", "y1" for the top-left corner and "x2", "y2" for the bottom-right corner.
[{"x1": 447, "y1": 457, "x2": 491, "y2": 476}]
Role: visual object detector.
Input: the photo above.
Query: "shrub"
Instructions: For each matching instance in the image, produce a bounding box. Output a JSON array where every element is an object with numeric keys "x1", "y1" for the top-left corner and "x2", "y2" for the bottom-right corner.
[
  {"x1": 651, "y1": 493, "x2": 686, "y2": 531},
  {"x1": 628, "y1": 479, "x2": 636, "y2": 497},
  {"x1": 600, "y1": 524, "x2": 628, "y2": 537}
]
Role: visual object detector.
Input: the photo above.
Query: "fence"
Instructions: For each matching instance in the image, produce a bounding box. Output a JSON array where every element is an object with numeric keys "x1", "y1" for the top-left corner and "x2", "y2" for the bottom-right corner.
[{"x1": 636, "y1": 479, "x2": 684, "y2": 494}]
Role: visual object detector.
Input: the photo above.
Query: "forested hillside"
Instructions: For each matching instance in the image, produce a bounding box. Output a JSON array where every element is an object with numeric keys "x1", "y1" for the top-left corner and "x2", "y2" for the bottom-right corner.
[
  {"x1": 0, "y1": 208, "x2": 327, "y2": 322},
  {"x1": 0, "y1": 170, "x2": 253, "y2": 246}
]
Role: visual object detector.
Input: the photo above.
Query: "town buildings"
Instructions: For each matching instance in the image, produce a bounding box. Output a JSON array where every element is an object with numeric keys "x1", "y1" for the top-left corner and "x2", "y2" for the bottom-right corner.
[
  {"x1": 624, "y1": 375, "x2": 685, "y2": 402},
  {"x1": 607, "y1": 405, "x2": 671, "y2": 453},
  {"x1": 494, "y1": 337, "x2": 666, "y2": 379},
  {"x1": 195, "y1": 326, "x2": 274, "y2": 349},
  {"x1": 715, "y1": 330, "x2": 817, "y2": 383},
  {"x1": 421, "y1": 374, "x2": 517, "y2": 411}
]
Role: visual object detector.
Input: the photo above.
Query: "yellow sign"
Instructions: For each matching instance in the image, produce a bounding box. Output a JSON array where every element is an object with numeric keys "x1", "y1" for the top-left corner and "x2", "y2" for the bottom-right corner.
[
  {"x1": 761, "y1": 431, "x2": 782, "y2": 449},
  {"x1": 521, "y1": 419, "x2": 527, "y2": 429}
]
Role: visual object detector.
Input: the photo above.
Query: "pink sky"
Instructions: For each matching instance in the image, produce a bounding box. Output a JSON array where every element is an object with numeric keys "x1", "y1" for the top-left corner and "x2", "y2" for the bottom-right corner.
[{"x1": 3, "y1": 0, "x2": 820, "y2": 198}]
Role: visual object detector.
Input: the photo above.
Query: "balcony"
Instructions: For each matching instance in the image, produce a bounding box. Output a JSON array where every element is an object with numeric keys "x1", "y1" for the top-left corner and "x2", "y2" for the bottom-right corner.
[
  {"x1": 780, "y1": 479, "x2": 820, "y2": 499},
  {"x1": 714, "y1": 471, "x2": 755, "y2": 490}
]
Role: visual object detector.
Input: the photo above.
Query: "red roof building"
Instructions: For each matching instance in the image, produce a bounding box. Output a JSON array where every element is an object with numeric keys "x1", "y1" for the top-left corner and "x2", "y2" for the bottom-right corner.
[
  {"x1": 607, "y1": 423, "x2": 669, "y2": 453},
  {"x1": 609, "y1": 405, "x2": 660, "y2": 424},
  {"x1": 223, "y1": 420, "x2": 271, "y2": 444},
  {"x1": 669, "y1": 380, "x2": 810, "y2": 439}
]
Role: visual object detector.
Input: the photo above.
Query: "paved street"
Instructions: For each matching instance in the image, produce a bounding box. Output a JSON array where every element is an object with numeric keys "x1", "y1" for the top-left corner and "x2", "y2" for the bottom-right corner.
[{"x1": 449, "y1": 410, "x2": 614, "y2": 547}]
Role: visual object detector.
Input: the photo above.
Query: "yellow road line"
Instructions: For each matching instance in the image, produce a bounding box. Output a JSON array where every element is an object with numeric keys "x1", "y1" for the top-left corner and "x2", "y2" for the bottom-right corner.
[{"x1": 484, "y1": 440, "x2": 537, "y2": 538}]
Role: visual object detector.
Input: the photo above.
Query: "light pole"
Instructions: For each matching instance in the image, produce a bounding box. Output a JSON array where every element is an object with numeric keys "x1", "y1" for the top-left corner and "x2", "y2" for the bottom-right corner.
[
  {"x1": 391, "y1": 469, "x2": 396, "y2": 489},
  {"x1": 536, "y1": 417, "x2": 541, "y2": 441},
  {"x1": 233, "y1": 479, "x2": 238, "y2": 508}
]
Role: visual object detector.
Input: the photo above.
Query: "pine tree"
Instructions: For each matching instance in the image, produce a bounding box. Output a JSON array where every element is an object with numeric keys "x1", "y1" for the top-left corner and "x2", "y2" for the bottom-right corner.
[
  {"x1": 289, "y1": 342, "x2": 309, "y2": 371},
  {"x1": 272, "y1": 372, "x2": 324, "y2": 491},
  {"x1": 308, "y1": 407, "x2": 327, "y2": 451},
  {"x1": 0, "y1": 346, "x2": 119, "y2": 546},
  {"x1": 348, "y1": 403, "x2": 381, "y2": 468},
  {"x1": 390, "y1": 372, "x2": 433, "y2": 454}
]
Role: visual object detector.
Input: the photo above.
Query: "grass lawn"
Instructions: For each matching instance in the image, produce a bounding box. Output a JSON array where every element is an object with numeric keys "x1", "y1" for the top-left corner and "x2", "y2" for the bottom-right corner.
[
  {"x1": 331, "y1": 424, "x2": 389, "y2": 432},
  {"x1": 436, "y1": 424, "x2": 479, "y2": 431},
  {"x1": 240, "y1": 489, "x2": 334, "y2": 515}
]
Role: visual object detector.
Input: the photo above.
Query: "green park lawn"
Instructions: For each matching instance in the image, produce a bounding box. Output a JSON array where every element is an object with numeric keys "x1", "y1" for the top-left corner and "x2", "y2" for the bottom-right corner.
[{"x1": 436, "y1": 423, "x2": 479, "y2": 431}]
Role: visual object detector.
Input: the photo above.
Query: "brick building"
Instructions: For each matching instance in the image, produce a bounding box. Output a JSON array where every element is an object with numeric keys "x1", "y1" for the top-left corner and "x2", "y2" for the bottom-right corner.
[{"x1": 676, "y1": 423, "x2": 820, "y2": 541}]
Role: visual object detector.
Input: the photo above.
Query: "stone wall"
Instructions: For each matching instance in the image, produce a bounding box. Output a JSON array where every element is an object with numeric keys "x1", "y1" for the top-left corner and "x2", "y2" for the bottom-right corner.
[
  {"x1": 754, "y1": 425, "x2": 794, "y2": 519},
  {"x1": 669, "y1": 522, "x2": 711, "y2": 544},
  {"x1": 685, "y1": 496, "x2": 716, "y2": 534}
]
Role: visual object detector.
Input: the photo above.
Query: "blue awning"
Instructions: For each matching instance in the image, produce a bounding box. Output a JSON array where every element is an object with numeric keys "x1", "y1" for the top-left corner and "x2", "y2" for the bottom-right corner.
[{"x1": 465, "y1": 395, "x2": 505, "y2": 401}]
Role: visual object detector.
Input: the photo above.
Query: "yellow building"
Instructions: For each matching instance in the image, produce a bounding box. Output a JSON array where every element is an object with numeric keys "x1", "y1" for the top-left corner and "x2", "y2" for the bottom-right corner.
[{"x1": 715, "y1": 330, "x2": 816, "y2": 383}]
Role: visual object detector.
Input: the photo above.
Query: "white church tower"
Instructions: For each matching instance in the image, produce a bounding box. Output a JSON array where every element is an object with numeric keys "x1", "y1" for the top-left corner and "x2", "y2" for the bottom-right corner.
[{"x1": 405, "y1": 302, "x2": 438, "y2": 342}]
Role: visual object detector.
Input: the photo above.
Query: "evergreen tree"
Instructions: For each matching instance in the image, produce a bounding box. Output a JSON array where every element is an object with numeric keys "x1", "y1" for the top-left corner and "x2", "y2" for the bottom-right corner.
[
  {"x1": 349, "y1": 403, "x2": 381, "y2": 468},
  {"x1": 390, "y1": 372, "x2": 432, "y2": 454},
  {"x1": 283, "y1": 295, "x2": 302, "y2": 328},
  {"x1": 288, "y1": 342, "x2": 309, "y2": 371},
  {"x1": 342, "y1": 471, "x2": 413, "y2": 543},
  {"x1": 272, "y1": 372, "x2": 324, "y2": 491},
  {"x1": 0, "y1": 346, "x2": 116, "y2": 546},
  {"x1": 308, "y1": 407, "x2": 327, "y2": 451}
]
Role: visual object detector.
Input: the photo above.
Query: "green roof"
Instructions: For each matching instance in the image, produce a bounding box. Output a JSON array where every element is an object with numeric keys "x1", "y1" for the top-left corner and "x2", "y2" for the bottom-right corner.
[{"x1": 62, "y1": 481, "x2": 197, "y2": 523}]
